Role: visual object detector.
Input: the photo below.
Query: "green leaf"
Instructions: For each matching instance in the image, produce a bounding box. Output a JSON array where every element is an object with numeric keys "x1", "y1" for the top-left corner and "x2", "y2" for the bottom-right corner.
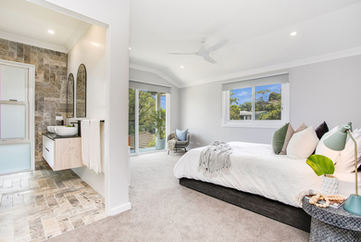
[{"x1": 306, "y1": 154, "x2": 335, "y2": 176}]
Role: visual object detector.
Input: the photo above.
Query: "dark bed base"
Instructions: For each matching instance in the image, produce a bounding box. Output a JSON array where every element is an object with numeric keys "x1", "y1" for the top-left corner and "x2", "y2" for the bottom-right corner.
[{"x1": 180, "y1": 178, "x2": 311, "y2": 232}]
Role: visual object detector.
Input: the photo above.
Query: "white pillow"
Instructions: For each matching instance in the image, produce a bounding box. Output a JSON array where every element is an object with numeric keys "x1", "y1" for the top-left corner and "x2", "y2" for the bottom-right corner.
[
  {"x1": 315, "y1": 126, "x2": 341, "y2": 164},
  {"x1": 287, "y1": 127, "x2": 319, "y2": 159},
  {"x1": 336, "y1": 130, "x2": 361, "y2": 173}
]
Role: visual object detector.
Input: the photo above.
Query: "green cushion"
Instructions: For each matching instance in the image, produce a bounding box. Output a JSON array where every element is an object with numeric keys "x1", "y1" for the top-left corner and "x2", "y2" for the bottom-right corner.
[{"x1": 272, "y1": 123, "x2": 289, "y2": 154}]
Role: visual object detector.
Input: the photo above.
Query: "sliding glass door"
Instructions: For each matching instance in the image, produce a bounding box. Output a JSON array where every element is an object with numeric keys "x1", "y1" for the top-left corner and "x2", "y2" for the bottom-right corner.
[
  {"x1": 138, "y1": 90, "x2": 157, "y2": 153},
  {"x1": 128, "y1": 89, "x2": 136, "y2": 153},
  {"x1": 129, "y1": 86, "x2": 168, "y2": 154}
]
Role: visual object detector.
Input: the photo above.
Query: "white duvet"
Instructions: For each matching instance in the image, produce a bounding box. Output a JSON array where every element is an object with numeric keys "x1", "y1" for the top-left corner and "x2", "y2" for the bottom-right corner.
[{"x1": 174, "y1": 142, "x2": 357, "y2": 207}]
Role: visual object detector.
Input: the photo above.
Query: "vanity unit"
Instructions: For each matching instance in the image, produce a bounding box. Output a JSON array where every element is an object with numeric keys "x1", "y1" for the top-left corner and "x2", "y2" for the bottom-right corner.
[{"x1": 42, "y1": 133, "x2": 83, "y2": 171}]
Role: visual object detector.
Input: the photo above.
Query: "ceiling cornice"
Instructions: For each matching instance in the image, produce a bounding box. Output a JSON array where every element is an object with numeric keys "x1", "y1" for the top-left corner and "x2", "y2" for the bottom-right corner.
[
  {"x1": 26, "y1": 0, "x2": 108, "y2": 28},
  {"x1": 130, "y1": 62, "x2": 183, "y2": 88},
  {"x1": 0, "y1": 30, "x2": 68, "y2": 53},
  {"x1": 184, "y1": 45, "x2": 361, "y2": 88}
]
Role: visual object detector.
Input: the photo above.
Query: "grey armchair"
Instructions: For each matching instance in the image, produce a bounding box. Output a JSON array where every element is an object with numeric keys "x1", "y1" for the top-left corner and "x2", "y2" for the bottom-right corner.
[{"x1": 167, "y1": 132, "x2": 190, "y2": 154}]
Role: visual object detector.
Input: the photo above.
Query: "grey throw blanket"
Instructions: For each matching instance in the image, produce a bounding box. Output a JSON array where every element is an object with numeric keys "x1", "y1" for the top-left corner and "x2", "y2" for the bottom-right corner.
[{"x1": 199, "y1": 141, "x2": 232, "y2": 174}]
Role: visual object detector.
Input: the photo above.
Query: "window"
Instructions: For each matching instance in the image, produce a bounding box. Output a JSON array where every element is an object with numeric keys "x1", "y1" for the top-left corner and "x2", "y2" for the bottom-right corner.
[
  {"x1": 0, "y1": 61, "x2": 35, "y2": 174},
  {"x1": 222, "y1": 74, "x2": 289, "y2": 128}
]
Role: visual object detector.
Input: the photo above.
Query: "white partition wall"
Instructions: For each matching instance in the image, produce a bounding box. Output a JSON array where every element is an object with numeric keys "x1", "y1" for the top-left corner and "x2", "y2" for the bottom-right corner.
[{"x1": 0, "y1": 60, "x2": 35, "y2": 174}]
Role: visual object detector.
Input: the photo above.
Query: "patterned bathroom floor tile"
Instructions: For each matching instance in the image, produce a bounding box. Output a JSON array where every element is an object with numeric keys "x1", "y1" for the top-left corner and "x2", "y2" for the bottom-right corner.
[{"x1": 0, "y1": 166, "x2": 106, "y2": 241}]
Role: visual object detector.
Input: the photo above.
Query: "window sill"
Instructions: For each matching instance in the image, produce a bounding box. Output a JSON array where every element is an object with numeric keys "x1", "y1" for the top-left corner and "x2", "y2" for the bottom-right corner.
[{"x1": 221, "y1": 121, "x2": 286, "y2": 129}]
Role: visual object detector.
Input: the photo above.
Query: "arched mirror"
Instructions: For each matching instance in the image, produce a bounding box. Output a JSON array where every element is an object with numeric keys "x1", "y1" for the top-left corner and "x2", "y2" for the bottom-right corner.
[
  {"x1": 66, "y1": 73, "x2": 74, "y2": 118},
  {"x1": 76, "y1": 64, "x2": 87, "y2": 118}
]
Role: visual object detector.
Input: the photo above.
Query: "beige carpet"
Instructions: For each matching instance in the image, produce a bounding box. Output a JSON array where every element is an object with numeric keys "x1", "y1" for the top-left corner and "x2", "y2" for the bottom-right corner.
[{"x1": 50, "y1": 152, "x2": 309, "y2": 242}]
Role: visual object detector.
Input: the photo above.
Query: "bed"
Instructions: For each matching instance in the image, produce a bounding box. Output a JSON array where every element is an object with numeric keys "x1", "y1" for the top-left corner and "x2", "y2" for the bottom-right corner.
[{"x1": 173, "y1": 141, "x2": 357, "y2": 231}]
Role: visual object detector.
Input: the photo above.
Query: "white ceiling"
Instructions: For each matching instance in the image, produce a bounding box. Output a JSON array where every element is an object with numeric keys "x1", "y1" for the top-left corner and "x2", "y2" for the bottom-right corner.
[
  {"x1": 130, "y1": 0, "x2": 361, "y2": 87},
  {"x1": 0, "y1": 0, "x2": 90, "y2": 53}
]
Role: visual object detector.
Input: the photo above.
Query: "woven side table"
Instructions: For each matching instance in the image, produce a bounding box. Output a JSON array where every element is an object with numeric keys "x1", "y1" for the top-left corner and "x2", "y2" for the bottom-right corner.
[{"x1": 302, "y1": 197, "x2": 361, "y2": 242}]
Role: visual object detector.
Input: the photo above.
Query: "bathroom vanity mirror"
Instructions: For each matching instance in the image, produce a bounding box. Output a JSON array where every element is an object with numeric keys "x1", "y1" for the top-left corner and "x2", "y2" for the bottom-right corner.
[
  {"x1": 66, "y1": 73, "x2": 74, "y2": 118},
  {"x1": 76, "y1": 64, "x2": 87, "y2": 118}
]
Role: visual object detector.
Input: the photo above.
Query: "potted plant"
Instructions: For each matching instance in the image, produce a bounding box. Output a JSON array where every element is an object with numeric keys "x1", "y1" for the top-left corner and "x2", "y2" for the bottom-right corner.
[
  {"x1": 306, "y1": 154, "x2": 338, "y2": 195},
  {"x1": 153, "y1": 109, "x2": 166, "y2": 150}
]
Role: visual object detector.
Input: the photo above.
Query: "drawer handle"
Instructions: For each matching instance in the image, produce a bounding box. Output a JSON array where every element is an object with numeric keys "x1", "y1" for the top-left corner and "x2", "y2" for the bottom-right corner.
[{"x1": 45, "y1": 147, "x2": 49, "y2": 152}]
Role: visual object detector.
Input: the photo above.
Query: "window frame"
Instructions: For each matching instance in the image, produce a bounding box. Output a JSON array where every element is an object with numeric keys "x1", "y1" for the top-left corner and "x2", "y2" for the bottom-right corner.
[
  {"x1": 222, "y1": 80, "x2": 290, "y2": 129},
  {"x1": 0, "y1": 59, "x2": 35, "y2": 172}
]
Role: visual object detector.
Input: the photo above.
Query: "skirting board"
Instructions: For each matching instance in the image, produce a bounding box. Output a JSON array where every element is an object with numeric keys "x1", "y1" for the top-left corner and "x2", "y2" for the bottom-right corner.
[
  {"x1": 107, "y1": 202, "x2": 132, "y2": 216},
  {"x1": 179, "y1": 178, "x2": 311, "y2": 232}
]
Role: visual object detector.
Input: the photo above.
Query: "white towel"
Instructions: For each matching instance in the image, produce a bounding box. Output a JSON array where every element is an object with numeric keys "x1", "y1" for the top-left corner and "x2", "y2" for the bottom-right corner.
[
  {"x1": 81, "y1": 119, "x2": 102, "y2": 174},
  {"x1": 81, "y1": 120, "x2": 90, "y2": 167}
]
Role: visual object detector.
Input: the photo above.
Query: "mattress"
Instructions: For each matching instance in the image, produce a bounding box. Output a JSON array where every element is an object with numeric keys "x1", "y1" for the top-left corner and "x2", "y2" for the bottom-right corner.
[{"x1": 173, "y1": 142, "x2": 357, "y2": 207}]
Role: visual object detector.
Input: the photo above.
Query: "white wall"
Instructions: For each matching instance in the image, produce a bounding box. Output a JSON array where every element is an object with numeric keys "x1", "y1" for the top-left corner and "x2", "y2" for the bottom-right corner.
[
  {"x1": 130, "y1": 68, "x2": 180, "y2": 132},
  {"x1": 68, "y1": 25, "x2": 107, "y2": 119},
  {"x1": 180, "y1": 54, "x2": 361, "y2": 148},
  {"x1": 39, "y1": 0, "x2": 130, "y2": 216},
  {"x1": 67, "y1": 25, "x2": 106, "y2": 196}
]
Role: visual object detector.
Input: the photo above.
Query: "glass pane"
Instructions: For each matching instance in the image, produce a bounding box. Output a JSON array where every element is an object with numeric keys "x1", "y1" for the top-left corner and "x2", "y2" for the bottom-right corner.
[
  {"x1": 229, "y1": 87, "x2": 252, "y2": 120},
  {"x1": 0, "y1": 143, "x2": 30, "y2": 174},
  {"x1": 255, "y1": 84, "x2": 282, "y2": 120},
  {"x1": 0, "y1": 65, "x2": 27, "y2": 101},
  {"x1": 0, "y1": 104, "x2": 26, "y2": 139},
  {"x1": 139, "y1": 90, "x2": 156, "y2": 153},
  {"x1": 128, "y1": 89, "x2": 136, "y2": 154},
  {"x1": 155, "y1": 93, "x2": 166, "y2": 150}
]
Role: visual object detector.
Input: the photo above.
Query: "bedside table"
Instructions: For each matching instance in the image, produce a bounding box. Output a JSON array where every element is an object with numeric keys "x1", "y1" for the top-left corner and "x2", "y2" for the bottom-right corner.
[{"x1": 302, "y1": 197, "x2": 361, "y2": 241}]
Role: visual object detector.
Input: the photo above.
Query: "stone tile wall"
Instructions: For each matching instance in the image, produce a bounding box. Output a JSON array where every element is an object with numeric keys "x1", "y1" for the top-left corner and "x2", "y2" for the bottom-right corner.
[{"x1": 0, "y1": 38, "x2": 68, "y2": 165}]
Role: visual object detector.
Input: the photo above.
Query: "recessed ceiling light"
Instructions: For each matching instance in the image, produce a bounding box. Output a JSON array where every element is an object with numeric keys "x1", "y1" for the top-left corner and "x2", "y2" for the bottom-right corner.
[
  {"x1": 290, "y1": 31, "x2": 297, "y2": 37},
  {"x1": 128, "y1": 47, "x2": 132, "y2": 51},
  {"x1": 179, "y1": 65, "x2": 185, "y2": 69},
  {"x1": 47, "y1": 29, "x2": 55, "y2": 35}
]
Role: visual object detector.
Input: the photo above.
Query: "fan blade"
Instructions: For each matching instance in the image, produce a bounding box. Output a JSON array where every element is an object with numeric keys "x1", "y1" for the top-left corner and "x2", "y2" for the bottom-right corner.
[
  {"x1": 203, "y1": 55, "x2": 216, "y2": 64},
  {"x1": 205, "y1": 40, "x2": 228, "y2": 52},
  {"x1": 169, "y1": 52, "x2": 197, "y2": 55}
]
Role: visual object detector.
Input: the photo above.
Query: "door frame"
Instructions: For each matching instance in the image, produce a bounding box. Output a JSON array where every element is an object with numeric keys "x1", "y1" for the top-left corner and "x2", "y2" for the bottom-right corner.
[{"x1": 0, "y1": 59, "x2": 35, "y2": 172}]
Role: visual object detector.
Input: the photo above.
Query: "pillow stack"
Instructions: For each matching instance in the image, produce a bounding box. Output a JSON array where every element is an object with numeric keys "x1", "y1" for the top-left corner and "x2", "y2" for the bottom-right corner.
[{"x1": 272, "y1": 122, "x2": 329, "y2": 159}]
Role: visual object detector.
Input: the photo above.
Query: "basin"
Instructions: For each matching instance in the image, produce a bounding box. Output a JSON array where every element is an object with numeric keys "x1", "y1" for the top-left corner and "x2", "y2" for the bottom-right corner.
[
  {"x1": 54, "y1": 126, "x2": 78, "y2": 137},
  {"x1": 47, "y1": 126, "x2": 58, "y2": 133}
]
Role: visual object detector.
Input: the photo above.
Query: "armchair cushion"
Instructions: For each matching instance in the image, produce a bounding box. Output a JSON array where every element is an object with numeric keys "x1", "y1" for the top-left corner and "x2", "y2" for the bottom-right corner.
[
  {"x1": 176, "y1": 129, "x2": 188, "y2": 141},
  {"x1": 175, "y1": 140, "x2": 188, "y2": 146}
]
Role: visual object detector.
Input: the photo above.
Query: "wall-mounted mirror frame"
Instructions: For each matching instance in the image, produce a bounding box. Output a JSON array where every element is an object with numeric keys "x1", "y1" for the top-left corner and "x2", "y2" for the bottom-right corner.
[
  {"x1": 66, "y1": 73, "x2": 74, "y2": 118},
  {"x1": 76, "y1": 64, "x2": 87, "y2": 118}
]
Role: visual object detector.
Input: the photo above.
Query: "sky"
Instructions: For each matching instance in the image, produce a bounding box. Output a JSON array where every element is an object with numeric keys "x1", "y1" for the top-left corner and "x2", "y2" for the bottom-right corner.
[
  {"x1": 231, "y1": 87, "x2": 252, "y2": 105},
  {"x1": 160, "y1": 95, "x2": 166, "y2": 110},
  {"x1": 231, "y1": 84, "x2": 281, "y2": 105}
]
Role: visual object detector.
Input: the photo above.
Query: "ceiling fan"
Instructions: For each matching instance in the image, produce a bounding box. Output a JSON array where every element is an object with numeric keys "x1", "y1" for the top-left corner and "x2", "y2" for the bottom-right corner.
[{"x1": 169, "y1": 39, "x2": 227, "y2": 64}]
